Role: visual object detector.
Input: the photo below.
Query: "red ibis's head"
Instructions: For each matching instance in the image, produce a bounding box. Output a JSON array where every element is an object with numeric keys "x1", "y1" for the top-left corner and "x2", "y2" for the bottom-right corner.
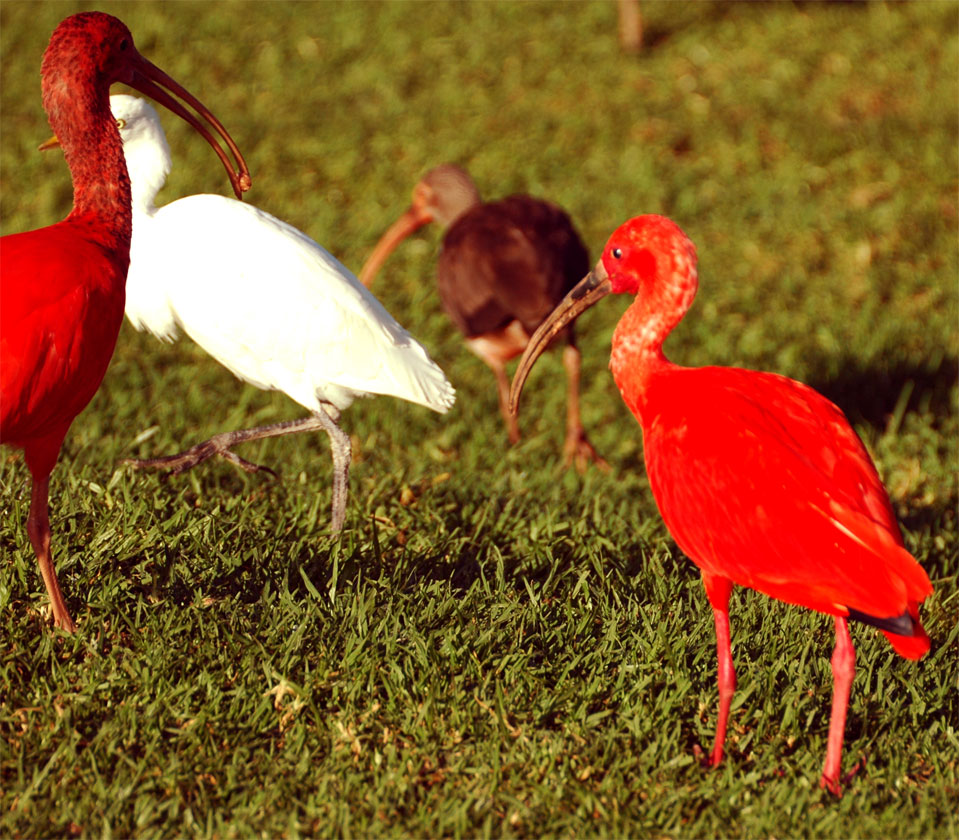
[{"x1": 508, "y1": 215, "x2": 699, "y2": 416}]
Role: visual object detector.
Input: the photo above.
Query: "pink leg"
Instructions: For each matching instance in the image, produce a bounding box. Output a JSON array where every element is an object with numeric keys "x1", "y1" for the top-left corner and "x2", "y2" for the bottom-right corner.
[
  {"x1": 26, "y1": 474, "x2": 76, "y2": 632},
  {"x1": 820, "y1": 615, "x2": 855, "y2": 795},
  {"x1": 489, "y1": 358, "x2": 521, "y2": 444},
  {"x1": 560, "y1": 345, "x2": 608, "y2": 472},
  {"x1": 701, "y1": 574, "x2": 735, "y2": 767},
  {"x1": 710, "y1": 605, "x2": 737, "y2": 767}
]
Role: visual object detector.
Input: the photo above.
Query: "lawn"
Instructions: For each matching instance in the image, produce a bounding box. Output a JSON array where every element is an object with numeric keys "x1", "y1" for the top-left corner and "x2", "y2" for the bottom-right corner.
[{"x1": 1, "y1": 1, "x2": 957, "y2": 837}]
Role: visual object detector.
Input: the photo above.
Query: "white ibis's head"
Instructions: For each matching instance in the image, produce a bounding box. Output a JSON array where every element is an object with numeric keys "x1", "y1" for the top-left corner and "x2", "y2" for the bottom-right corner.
[
  {"x1": 358, "y1": 163, "x2": 481, "y2": 288},
  {"x1": 508, "y1": 215, "x2": 699, "y2": 417},
  {"x1": 111, "y1": 94, "x2": 163, "y2": 143},
  {"x1": 110, "y1": 94, "x2": 172, "y2": 208}
]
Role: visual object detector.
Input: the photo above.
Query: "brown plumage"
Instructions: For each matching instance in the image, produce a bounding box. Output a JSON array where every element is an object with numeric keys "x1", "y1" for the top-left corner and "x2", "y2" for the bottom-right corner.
[{"x1": 360, "y1": 164, "x2": 605, "y2": 468}]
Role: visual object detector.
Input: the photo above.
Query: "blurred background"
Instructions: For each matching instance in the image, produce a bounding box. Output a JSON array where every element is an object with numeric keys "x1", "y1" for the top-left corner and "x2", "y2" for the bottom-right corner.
[
  {"x1": 3, "y1": 0, "x2": 956, "y2": 495},
  {"x1": 2, "y1": 0, "x2": 956, "y2": 524}
]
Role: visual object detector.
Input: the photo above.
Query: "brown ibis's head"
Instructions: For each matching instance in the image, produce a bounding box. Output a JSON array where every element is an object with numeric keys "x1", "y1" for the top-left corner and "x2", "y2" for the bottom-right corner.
[
  {"x1": 509, "y1": 215, "x2": 699, "y2": 415},
  {"x1": 413, "y1": 164, "x2": 482, "y2": 228},
  {"x1": 359, "y1": 164, "x2": 482, "y2": 287},
  {"x1": 40, "y1": 11, "x2": 250, "y2": 198}
]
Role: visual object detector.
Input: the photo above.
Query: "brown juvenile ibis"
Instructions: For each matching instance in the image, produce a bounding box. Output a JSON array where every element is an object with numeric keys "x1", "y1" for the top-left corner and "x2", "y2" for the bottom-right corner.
[{"x1": 360, "y1": 164, "x2": 606, "y2": 469}]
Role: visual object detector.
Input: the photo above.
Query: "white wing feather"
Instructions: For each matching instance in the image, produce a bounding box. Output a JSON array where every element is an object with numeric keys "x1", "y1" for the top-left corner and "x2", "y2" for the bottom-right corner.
[{"x1": 126, "y1": 192, "x2": 454, "y2": 414}]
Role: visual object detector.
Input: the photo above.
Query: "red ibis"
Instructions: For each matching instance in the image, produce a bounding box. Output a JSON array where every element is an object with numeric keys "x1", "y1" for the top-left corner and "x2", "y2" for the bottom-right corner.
[
  {"x1": 359, "y1": 164, "x2": 605, "y2": 470},
  {"x1": 509, "y1": 214, "x2": 933, "y2": 794},
  {"x1": 0, "y1": 12, "x2": 249, "y2": 631}
]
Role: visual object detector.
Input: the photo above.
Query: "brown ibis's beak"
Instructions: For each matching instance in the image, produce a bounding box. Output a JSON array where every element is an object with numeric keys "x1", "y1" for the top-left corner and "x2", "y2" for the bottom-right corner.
[
  {"x1": 117, "y1": 48, "x2": 251, "y2": 198},
  {"x1": 358, "y1": 203, "x2": 433, "y2": 288},
  {"x1": 509, "y1": 258, "x2": 613, "y2": 417}
]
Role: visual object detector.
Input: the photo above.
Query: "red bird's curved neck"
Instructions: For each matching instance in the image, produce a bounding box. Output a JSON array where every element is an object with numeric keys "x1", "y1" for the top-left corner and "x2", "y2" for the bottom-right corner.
[
  {"x1": 608, "y1": 228, "x2": 698, "y2": 423},
  {"x1": 609, "y1": 301, "x2": 676, "y2": 422},
  {"x1": 41, "y1": 46, "x2": 131, "y2": 254}
]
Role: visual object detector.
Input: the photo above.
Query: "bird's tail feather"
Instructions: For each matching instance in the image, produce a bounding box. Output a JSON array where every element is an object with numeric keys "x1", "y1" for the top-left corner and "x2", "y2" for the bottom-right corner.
[{"x1": 882, "y1": 601, "x2": 931, "y2": 660}]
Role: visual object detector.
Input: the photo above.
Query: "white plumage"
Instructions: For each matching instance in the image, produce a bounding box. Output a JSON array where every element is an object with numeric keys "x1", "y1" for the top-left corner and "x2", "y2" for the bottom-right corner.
[{"x1": 112, "y1": 94, "x2": 455, "y2": 531}]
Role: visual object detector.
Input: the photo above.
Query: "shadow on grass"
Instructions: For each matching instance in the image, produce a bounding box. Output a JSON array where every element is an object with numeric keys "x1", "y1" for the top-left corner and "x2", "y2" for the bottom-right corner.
[
  {"x1": 808, "y1": 355, "x2": 957, "y2": 431},
  {"x1": 152, "y1": 492, "x2": 682, "y2": 614},
  {"x1": 102, "y1": 380, "x2": 955, "y2": 619}
]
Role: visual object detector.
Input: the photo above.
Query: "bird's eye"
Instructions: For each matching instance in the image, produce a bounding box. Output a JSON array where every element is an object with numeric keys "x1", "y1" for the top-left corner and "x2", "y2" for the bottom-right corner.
[
  {"x1": 612, "y1": 248, "x2": 623, "y2": 259},
  {"x1": 116, "y1": 118, "x2": 126, "y2": 129},
  {"x1": 119, "y1": 38, "x2": 129, "y2": 51}
]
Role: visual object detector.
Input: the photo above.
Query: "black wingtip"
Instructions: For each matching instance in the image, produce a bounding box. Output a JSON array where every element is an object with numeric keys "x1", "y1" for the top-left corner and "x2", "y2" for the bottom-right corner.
[{"x1": 846, "y1": 606, "x2": 915, "y2": 636}]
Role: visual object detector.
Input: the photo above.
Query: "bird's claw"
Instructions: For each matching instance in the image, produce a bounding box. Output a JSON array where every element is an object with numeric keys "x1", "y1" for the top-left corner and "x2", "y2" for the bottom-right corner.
[
  {"x1": 121, "y1": 436, "x2": 278, "y2": 478},
  {"x1": 218, "y1": 449, "x2": 278, "y2": 477},
  {"x1": 819, "y1": 757, "x2": 862, "y2": 797},
  {"x1": 819, "y1": 774, "x2": 842, "y2": 796},
  {"x1": 692, "y1": 742, "x2": 725, "y2": 770},
  {"x1": 562, "y1": 432, "x2": 610, "y2": 474}
]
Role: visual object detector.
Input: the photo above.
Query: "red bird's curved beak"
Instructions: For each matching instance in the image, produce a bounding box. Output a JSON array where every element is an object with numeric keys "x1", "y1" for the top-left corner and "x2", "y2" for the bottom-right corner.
[
  {"x1": 119, "y1": 49, "x2": 251, "y2": 198},
  {"x1": 509, "y1": 258, "x2": 613, "y2": 417},
  {"x1": 358, "y1": 204, "x2": 433, "y2": 288}
]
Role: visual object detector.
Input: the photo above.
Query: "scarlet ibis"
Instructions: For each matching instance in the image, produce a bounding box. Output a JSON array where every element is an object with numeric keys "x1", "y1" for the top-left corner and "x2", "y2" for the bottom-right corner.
[
  {"x1": 0, "y1": 13, "x2": 250, "y2": 632},
  {"x1": 66, "y1": 94, "x2": 454, "y2": 534},
  {"x1": 359, "y1": 164, "x2": 605, "y2": 470},
  {"x1": 509, "y1": 214, "x2": 933, "y2": 793}
]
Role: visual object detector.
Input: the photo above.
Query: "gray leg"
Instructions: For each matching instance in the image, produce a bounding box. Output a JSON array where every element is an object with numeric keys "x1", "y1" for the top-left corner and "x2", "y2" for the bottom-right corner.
[
  {"x1": 123, "y1": 407, "x2": 353, "y2": 533},
  {"x1": 312, "y1": 405, "x2": 351, "y2": 533},
  {"x1": 122, "y1": 416, "x2": 331, "y2": 476}
]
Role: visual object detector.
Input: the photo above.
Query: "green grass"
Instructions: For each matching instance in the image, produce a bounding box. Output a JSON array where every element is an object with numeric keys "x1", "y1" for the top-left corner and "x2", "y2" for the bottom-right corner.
[{"x1": 1, "y1": 1, "x2": 957, "y2": 837}]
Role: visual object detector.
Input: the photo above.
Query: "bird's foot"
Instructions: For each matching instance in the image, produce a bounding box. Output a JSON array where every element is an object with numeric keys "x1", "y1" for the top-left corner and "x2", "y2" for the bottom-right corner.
[
  {"x1": 692, "y1": 742, "x2": 725, "y2": 770},
  {"x1": 121, "y1": 433, "x2": 278, "y2": 478},
  {"x1": 48, "y1": 605, "x2": 77, "y2": 633},
  {"x1": 819, "y1": 773, "x2": 842, "y2": 796},
  {"x1": 819, "y1": 758, "x2": 862, "y2": 797},
  {"x1": 562, "y1": 431, "x2": 610, "y2": 474}
]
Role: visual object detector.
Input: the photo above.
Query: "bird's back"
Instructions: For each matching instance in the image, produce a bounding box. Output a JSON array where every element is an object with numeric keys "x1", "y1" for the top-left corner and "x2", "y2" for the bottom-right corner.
[
  {"x1": 437, "y1": 195, "x2": 589, "y2": 337},
  {"x1": 129, "y1": 194, "x2": 454, "y2": 414},
  {"x1": 1, "y1": 221, "x2": 127, "y2": 471},
  {"x1": 639, "y1": 365, "x2": 932, "y2": 649}
]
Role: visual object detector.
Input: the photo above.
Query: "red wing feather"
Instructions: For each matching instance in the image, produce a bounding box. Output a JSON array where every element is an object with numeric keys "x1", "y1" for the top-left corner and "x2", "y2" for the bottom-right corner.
[
  {"x1": 1, "y1": 223, "x2": 127, "y2": 464},
  {"x1": 641, "y1": 366, "x2": 932, "y2": 621}
]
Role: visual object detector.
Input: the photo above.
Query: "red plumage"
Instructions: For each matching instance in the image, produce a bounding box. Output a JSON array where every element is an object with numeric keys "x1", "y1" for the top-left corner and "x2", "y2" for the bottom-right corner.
[
  {"x1": 0, "y1": 12, "x2": 248, "y2": 631},
  {"x1": 1, "y1": 222, "x2": 127, "y2": 476},
  {"x1": 639, "y1": 365, "x2": 931, "y2": 657},
  {"x1": 509, "y1": 214, "x2": 933, "y2": 794}
]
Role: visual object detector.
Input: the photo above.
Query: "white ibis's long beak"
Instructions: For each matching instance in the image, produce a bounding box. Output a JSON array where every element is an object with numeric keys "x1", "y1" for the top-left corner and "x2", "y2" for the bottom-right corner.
[
  {"x1": 358, "y1": 204, "x2": 432, "y2": 288},
  {"x1": 509, "y1": 258, "x2": 612, "y2": 417},
  {"x1": 122, "y1": 50, "x2": 250, "y2": 198}
]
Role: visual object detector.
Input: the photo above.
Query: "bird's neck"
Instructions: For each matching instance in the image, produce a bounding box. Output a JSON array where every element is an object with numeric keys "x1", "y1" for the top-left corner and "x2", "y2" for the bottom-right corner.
[
  {"x1": 125, "y1": 141, "x2": 171, "y2": 215},
  {"x1": 43, "y1": 77, "x2": 132, "y2": 253},
  {"x1": 609, "y1": 297, "x2": 680, "y2": 424}
]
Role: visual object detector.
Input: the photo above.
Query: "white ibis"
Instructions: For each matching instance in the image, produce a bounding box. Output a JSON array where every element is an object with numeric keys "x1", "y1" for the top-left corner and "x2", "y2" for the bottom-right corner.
[{"x1": 55, "y1": 94, "x2": 455, "y2": 534}]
